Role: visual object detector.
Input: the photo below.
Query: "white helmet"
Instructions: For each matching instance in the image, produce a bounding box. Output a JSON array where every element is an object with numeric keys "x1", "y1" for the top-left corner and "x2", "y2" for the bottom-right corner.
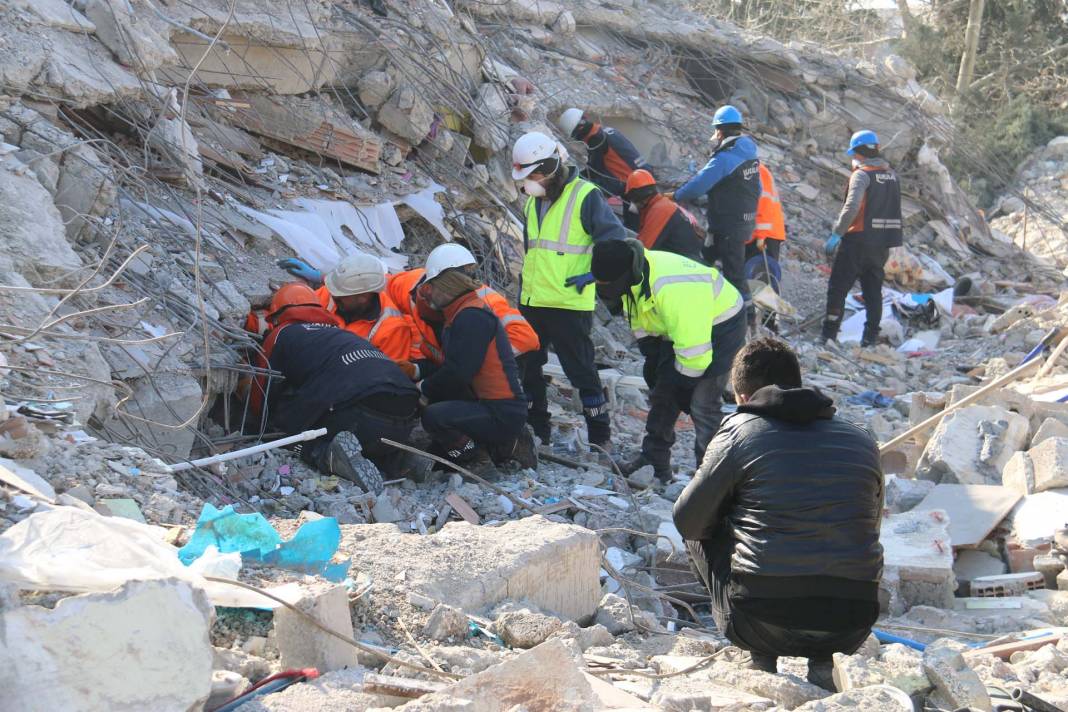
[
  {"x1": 425, "y1": 243, "x2": 476, "y2": 281},
  {"x1": 558, "y1": 107, "x2": 584, "y2": 137},
  {"x1": 324, "y1": 252, "x2": 386, "y2": 297},
  {"x1": 511, "y1": 131, "x2": 566, "y2": 180}
]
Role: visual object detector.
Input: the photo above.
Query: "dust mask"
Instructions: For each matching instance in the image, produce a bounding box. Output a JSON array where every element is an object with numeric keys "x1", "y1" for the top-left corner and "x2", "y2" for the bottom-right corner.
[{"x1": 522, "y1": 179, "x2": 547, "y2": 197}]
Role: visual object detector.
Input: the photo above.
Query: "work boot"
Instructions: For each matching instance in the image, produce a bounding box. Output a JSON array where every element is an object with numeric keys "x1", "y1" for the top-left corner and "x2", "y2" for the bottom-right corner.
[
  {"x1": 861, "y1": 328, "x2": 880, "y2": 348},
  {"x1": 617, "y1": 454, "x2": 671, "y2": 483},
  {"x1": 820, "y1": 317, "x2": 841, "y2": 344},
  {"x1": 447, "y1": 437, "x2": 501, "y2": 481},
  {"x1": 391, "y1": 450, "x2": 435, "y2": 484},
  {"x1": 806, "y1": 658, "x2": 835, "y2": 691},
  {"x1": 322, "y1": 431, "x2": 384, "y2": 494},
  {"x1": 494, "y1": 426, "x2": 539, "y2": 470},
  {"x1": 746, "y1": 652, "x2": 778, "y2": 673}
]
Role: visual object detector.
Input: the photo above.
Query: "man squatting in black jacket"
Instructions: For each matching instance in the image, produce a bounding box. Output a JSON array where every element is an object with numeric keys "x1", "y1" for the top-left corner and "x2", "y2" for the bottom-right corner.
[{"x1": 673, "y1": 338, "x2": 884, "y2": 689}]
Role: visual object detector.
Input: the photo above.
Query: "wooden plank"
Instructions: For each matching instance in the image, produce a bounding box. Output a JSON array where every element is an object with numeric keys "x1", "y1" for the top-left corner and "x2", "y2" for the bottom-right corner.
[
  {"x1": 915, "y1": 484, "x2": 1022, "y2": 548},
  {"x1": 964, "y1": 628, "x2": 1067, "y2": 660},
  {"x1": 362, "y1": 672, "x2": 446, "y2": 698},
  {"x1": 534, "y1": 501, "x2": 573, "y2": 516},
  {"x1": 445, "y1": 493, "x2": 480, "y2": 525}
]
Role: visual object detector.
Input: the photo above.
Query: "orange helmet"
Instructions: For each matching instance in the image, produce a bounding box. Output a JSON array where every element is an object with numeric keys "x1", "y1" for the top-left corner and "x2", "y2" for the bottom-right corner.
[
  {"x1": 624, "y1": 169, "x2": 656, "y2": 196},
  {"x1": 268, "y1": 282, "x2": 320, "y2": 321}
]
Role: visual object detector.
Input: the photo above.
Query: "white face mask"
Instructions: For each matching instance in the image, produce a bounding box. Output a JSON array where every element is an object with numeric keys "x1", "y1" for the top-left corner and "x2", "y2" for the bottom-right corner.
[
  {"x1": 522, "y1": 179, "x2": 547, "y2": 197},
  {"x1": 627, "y1": 202, "x2": 639, "y2": 214}
]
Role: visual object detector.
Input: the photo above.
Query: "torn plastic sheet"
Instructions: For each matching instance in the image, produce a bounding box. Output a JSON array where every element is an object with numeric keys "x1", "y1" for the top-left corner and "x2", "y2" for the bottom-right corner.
[
  {"x1": 179, "y1": 503, "x2": 349, "y2": 581},
  {"x1": 236, "y1": 203, "x2": 339, "y2": 271},
  {"x1": 398, "y1": 183, "x2": 450, "y2": 242},
  {"x1": 294, "y1": 198, "x2": 407, "y2": 272},
  {"x1": 0, "y1": 506, "x2": 299, "y2": 608}
]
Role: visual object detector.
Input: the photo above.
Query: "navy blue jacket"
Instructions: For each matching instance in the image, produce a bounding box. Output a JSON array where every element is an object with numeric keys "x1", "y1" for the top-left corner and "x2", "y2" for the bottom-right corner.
[
  {"x1": 582, "y1": 125, "x2": 651, "y2": 197},
  {"x1": 675, "y1": 135, "x2": 761, "y2": 231},
  {"x1": 268, "y1": 323, "x2": 418, "y2": 433}
]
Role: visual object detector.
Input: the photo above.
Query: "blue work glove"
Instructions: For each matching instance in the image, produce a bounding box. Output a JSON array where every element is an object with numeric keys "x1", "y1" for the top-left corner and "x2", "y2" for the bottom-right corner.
[
  {"x1": 276, "y1": 258, "x2": 323, "y2": 284},
  {"x1": 564, "y1": 272, "x2": 596, "y2": 294},
  {"x1": 824, "y1": 233, "x2": 842, "y2": 257}
]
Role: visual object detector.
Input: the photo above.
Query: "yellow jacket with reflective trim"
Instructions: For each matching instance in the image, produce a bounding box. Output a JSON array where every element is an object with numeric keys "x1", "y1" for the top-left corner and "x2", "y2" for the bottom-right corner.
[
  {"x1": 521, "y1": 176, "x2": 599, "y2": 311},
  {"x1": 623, "y1": 250, "x2": 744, "y2": 377}
]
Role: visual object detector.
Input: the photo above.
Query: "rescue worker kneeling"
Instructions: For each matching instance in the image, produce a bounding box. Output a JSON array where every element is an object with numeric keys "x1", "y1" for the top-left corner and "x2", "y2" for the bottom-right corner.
[
  {"x1": 416, "y1": 265, "x2": 538, "y2": 477},
  {"x1": 591, "y1": 240, "x2": 747, "y2": 482},
  {"x1": 260, "y1": 283, "x2": 423, "y2": 494}
]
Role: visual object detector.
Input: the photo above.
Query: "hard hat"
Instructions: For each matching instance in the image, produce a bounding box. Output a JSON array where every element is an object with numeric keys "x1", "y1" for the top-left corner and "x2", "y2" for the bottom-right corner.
[
  {"x1": 712, "y1": 105, "x2": 743, "y2": 126},
  {"x1": 324, "y1": 252, "x2": 386, "y2": 297},
  {"x1": 511, "y1": 131, "x2": 562, "y2": 180},
  {"x1": 847, "y1": 129, "x2": 879, "y2": 155},
  {"x1": 268, "y1": 282, "x2": 320, "y2": 320},
  {"x1": 558, "y1": 107, "x2": 584, "y2": 137},
  {"x1": 425, "y1": 243, "x2": 476, "y2": 281},
  {"x1": 624, "y1": 169, "x2": 657, "y2": 195}
]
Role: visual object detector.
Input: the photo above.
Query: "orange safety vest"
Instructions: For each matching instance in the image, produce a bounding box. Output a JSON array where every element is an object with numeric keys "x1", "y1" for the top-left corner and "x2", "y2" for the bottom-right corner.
[
  {"x1": 749, "y1": 164, "x2": 786, "y2": 244},
  {"x1": 387, "y1": 269, "x2": 539, "y2": 364},
  {"x1": 315, "y1": 285, "x2": 412, "y2": 362}
]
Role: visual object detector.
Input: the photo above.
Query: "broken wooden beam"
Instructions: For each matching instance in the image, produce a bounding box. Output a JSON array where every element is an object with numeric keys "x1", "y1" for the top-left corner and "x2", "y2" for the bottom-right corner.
[{"x1": 362, "y1": 672, "x2": 447, "y2": 698}]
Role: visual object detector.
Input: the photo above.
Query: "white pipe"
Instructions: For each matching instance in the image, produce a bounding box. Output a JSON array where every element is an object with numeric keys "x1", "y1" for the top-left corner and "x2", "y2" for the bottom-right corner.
[{"x1": 167, "y1": 428, "x2": 328, "y2": 473}]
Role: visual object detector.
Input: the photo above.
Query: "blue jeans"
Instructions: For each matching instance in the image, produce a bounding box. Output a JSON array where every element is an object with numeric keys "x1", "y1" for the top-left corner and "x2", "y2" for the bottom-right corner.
[{"x1": 422, "y1": 399, "x2": 526, "y2": 450}]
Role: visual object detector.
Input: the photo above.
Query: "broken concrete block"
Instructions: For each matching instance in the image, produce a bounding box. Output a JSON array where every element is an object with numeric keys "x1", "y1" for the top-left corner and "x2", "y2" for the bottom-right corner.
[
  {"x1": 494, "y1": 609, "x2": 563, "y2": 649},
  {"x1": 832, "y1": 644, "x2": 932, "y2": 699},
  {"x1": 1003, "y1": 437, "x2": 1068, "y2": 495},
  {"x1": 1032, "y1": 417, "x2": 1068, "y2": 447},
  {"x1": 471, "y1": 83, "x2": 510, "y2": 152},
  {"x1": 54, "y1": 142, "x2": 117, "y2": 239},
  {"x1": 377, "y1": 86, "x2": 433, "y2": 144},
  {"x1": 917, "y1": 405, "x2": 1029, "y2": 485},
  {"x1": 340, "y1": 516, "x2": 600, "y2": 622},
  {"x1": 595, "y1": 592, "x2": 657, "y2": 635},
  {"x1": 85, "y1": 0, "x2": 179, "y2": 71},
  {"x1": 1010, "y1": 488, "x2": 1068, "y2": 546},
  {"x1": 1, "y1": 578, "x2": 214, "y2": 711},
  {"x1": 396, "y1": 639, "x2": 650, "y2": 711},
  {"x1": 923, "y1": 638, "x2": 993, "y2": 711},
  {"x1": 0, "y1": 162, "x2": 82, "y2": 279},
  {"x1": 105, "y1": 373, "x2": 203, "y2": 460},
  {"x1": 424, "y1": 603, "x2": 468, "y2": 642},
  {"x1": 793, "y1": 684, "x2": 913, "y2": 711},
  {"x1": 357, "y1": 70, "x2": 393, "y2": 109},
  {"x1": 880, "y1": 509, "x2": 956, "y2": 613},
  {"x1": 706, "y1": 660, "x2": 828, "y2": 708},
  {"x1": 884, "y1": 475, "x2": 935, "y2": 513},
  {"x1": 273, "y1": 583, "x2": 359, "y2": 672},
  {"x1": 955, "y1": 549, "x2": 1008, "y2": 584}
]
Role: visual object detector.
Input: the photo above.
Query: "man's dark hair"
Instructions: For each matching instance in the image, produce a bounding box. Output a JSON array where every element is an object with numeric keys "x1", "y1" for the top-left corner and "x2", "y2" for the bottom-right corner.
[
  {"x1": 853, "y1": 144, "x2": 880, "y2": 159},
  {"x1": 731, "y1": 337, "x2": 803, "y2": 398},
  {"x1": 718, "y1": 123, "x2": 743, "y2": 136}
]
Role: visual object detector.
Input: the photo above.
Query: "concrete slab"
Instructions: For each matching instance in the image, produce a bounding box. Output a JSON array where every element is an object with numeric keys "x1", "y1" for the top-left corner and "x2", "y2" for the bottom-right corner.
[
  {"x1": 339, "y1": 516, "x2": 601, "y2": 622},
  {"x1": 273, "y1": 583, "x2": 359, "y2": 672},
  {"x1": 880, "y1": 509, "x2": 956, "y2": 612}
]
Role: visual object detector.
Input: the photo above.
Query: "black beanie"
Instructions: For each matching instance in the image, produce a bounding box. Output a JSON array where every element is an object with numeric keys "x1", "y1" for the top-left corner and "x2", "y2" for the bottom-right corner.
[{"x1": 591, "y1": 239, "x2": 639, "y2": 282}]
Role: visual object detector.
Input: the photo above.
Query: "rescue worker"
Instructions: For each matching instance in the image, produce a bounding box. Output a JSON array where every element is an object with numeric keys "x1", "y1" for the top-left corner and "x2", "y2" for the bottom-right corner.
[
  {"x1": 384, "y1": 244, "x2": 540, "y2": 378},
  {"x1": 670, "y1": 105, "x2": 760, "y2": 327},
  {"x1": 744, "y1": 163, "x2": 788, "y2": 331},
  {"x1": 674, "y1": 338, "x2": 883, "y2": 689},
  {"x1": 822, "y1": 130, "x2": 903, "y2": 347},
  {"x1": 591, "y1": 239, "x2": 747, "y2": 482},
  {"x1": 275, "y1": 252, "x2": 413, "y2": 362},
  {"x1": 746, "y1": 163, "x2": 786, "y2": 265},
  {"x1": 622, "y1": 169, "x2": 704, "y2": 261},
  {"x1": 511, "y1": 131, "x2": 626, "y2": 448},
  {"x1": 416, "y1": 261, "x2": 538, "y2": 476},
  {"x1": 256, "y1": 283, "x2": 423, "y2": 494},
  {"x1": 558, "y1": 107, "x2": 652, "y2": 229}
]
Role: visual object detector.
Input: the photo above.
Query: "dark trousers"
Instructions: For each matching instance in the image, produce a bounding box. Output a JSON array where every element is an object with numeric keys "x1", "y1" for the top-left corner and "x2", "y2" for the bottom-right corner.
[
  {"x1": 304, "y1": 395, "x2": 418, "y2": 476},
  {"x1": 518, "y1": 305, "x2": 609, "y2": 443},
  {"x1": 704, "y1": 226, "x2": 752, "y2": 305},
  {"x1": 687, "y1": 535, "x2": 877, "y2": 661},
  {"x1": 825, "y1": 237, "x2": 889, "y2": 338},
  {"x1": 422, "y1": 399, "x2": 527, "y2": 450}
]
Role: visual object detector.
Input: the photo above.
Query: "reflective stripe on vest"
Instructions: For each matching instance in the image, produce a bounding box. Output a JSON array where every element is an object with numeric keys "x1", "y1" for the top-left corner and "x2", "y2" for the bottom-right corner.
[
  {"x1": 366, "y1": 306, "x2": 404, "y2": 341},
  {"x1": 522, "y1": 177, "x2": 598, "y2": 311}
]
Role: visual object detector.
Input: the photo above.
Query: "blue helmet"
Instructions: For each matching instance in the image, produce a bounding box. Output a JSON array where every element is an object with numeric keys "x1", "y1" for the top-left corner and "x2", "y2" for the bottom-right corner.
[
  {"x1": 847, "y1": 130, "x2": 879, "y2": 155},
  {"x1": 713, "y1": 105, "x2": 743, "y2": 127}
]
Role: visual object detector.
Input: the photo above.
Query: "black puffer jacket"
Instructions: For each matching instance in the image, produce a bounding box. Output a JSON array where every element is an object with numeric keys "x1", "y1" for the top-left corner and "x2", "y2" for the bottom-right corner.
[{"x1": 673, "y1": 385, "x2": 884, "y2": 588}]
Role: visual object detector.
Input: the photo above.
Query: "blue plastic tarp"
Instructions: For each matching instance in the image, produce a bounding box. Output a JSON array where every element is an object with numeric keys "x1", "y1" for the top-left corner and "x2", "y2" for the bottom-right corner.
[{"x1": 178, "y1": 503, "x2": 349, "y2": 582}]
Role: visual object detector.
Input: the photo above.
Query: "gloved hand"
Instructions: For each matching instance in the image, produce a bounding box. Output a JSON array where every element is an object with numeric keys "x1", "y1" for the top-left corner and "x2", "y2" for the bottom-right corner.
[
  {"x1": 564, "y1": 272, "x2": 596, "y2": 294},
  {"x1": 396, "y1": 360, "x2": 420, "y2": 381},
  {"x1": 824, "y1": 233, "x2": 842, "y2": 257},
  {"x1": 756, "y1": 237, "x2": 766, "y2": 252},
  {"x1": 276, "y1": 258, "x2": 323, "y2": 284}
]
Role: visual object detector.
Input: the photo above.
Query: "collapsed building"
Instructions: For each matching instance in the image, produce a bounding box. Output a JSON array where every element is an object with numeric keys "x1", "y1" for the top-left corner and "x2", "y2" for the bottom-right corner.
[{"x1": 0, "y1": 0, "x2": 1067, "y2": 710}]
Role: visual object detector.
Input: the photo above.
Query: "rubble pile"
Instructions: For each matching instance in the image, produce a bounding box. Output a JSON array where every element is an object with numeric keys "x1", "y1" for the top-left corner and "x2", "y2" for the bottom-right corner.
[{"x1": 0, "y1": 0, "x2": 1066, "y2": 710}]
